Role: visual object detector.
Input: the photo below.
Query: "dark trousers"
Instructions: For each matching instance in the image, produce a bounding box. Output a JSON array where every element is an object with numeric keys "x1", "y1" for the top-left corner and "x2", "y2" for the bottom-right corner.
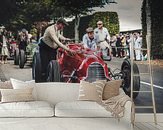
[
  {"x1": 19, "y1": 41, "x2": 27, "y2": 51},
  {"x1": 112, "y1": 47, "x2": 116, "y2": 57},
  {"x1": 39, "y1": 40, "x2": 57, "y2": 81}
]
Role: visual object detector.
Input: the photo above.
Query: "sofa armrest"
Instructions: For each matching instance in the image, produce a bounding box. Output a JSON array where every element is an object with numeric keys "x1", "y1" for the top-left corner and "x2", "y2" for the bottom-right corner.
[
  {"x1": 119, "y1": 89, "x2": 133, "y2": 123},
  {"x1": 124, "y1": 101, "x2": 132, "y2": 120},
  {"x1": 117, "y1": 100, "x2": 133, "y2": 129}
]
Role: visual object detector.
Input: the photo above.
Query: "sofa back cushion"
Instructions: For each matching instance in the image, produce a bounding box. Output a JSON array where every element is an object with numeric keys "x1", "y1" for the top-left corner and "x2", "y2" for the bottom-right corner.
[{"x1": 35, "y1": 82, "x2": 80, "y2": 105}]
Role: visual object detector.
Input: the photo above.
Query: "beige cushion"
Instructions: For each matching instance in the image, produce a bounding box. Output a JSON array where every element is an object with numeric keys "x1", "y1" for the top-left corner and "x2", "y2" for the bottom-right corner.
[
  {"x1": 102, "y1": 80, "x2": 122, "y2": 100},
  {"x1": 78, "y1": 80, "x2": 106, "y2": 102},
  {"x1": 10, "y1": 78, "x2": 37, "y2": 100},
  {"x1": 0, "y1": 81, "x2": 13, "y2": 101},
  {"x1": 0, "y1": 87, "x2": 34, "y2": 103}
]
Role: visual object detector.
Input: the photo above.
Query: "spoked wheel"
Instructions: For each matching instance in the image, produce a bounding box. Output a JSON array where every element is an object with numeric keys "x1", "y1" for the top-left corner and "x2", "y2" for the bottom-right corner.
[
  {"x1": 121, "y1": 59, "x2": 140, "y2": 99},
  {"x1": 14, "y1": 48, "x2": 19, "y2": 65},
  {"x1": 32, "y1": 51, "x2": 42, "y2": 83},
  {"x1": 19, "y1": 49, "x2": 26, "y2": 68},
  {"x1": 47, "y1": 60, "x2": 61, "y2": 82}
]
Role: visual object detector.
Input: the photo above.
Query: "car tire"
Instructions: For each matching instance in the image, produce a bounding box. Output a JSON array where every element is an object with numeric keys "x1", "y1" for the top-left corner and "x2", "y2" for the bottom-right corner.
[
  {"x1": 121, "y1": 58, "x2": 140, "y2": 99},
  {"x1": 19, "y1": 49, "x2": 25, "y2": 68},
  {"x1": 14, "y1": 48, "x2": 19, "y2": 65},
  {"x1": 47, "y1": 60, "x2": 61, "y2": 82},
  {"x1": 32, "y1": 51, "x2": 42, "y2": 83}
]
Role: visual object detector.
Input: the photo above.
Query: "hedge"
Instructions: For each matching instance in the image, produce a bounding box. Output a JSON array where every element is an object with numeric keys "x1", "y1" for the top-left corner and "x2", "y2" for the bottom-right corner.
[
  {"x1": 64, "y1": 11, "x2": 119, "y2": 41},
  {"x1": 142, "y1": 0, "x2": 163, "y2": 59}
]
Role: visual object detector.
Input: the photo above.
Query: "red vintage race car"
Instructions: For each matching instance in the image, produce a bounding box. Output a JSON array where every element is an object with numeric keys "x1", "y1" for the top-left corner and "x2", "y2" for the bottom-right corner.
[{"x1": 32, "y1": 43, "x2": 140, "y2": 99}]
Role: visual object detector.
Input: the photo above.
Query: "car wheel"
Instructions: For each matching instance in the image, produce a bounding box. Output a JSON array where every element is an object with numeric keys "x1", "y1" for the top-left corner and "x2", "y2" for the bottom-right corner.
[
  {"x1": 14, "y1": 48, "x2": 19, "y2": 65},
  {"x1": 32, "y1": 51, "x2": 42, "y2": 83},
  {"x1": 19, "y1": 49, "x2": 25, "y2": 68},
  {"x1": 121, "y1": 59, "x2": 140, "y2": 99},
  {"x1": 47, "y1": 60, "x2": 61, "y2": 82}
]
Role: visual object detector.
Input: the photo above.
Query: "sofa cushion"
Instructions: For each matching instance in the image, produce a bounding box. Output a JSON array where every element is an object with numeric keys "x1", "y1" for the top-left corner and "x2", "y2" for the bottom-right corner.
[
  {"x1": 78, "y1": 80, "x2": 106, "y2": 102},
  {"x1": 10, "y1": 78, "x2": 37, "y2": 100},
  {"x1": 0, "y1": 101, "x2": 54, "y2": 117},
  {"x1": 55, "y1": 101, "x2": 112, "y2": 117},
  {"x1": 103, "y1": 80, "x2": 122, "y2": 100},
  {"x1": 0, "y1": 88, "x2": 34, "y2": 103}
]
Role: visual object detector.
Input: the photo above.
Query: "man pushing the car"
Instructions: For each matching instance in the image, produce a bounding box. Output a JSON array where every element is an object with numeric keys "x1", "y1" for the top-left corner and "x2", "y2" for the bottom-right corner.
[{"x1": 39, "y1": 18, "x2": 76, "y2": 81}]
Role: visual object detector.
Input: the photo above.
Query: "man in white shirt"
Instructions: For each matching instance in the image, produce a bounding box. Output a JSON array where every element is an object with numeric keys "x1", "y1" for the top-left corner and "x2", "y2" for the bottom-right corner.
[
  {"x1": 94, "y1": 21, "x2": 112, "y2": 59},
  {"x1": 39, "y1": 18, "x2": 76, "y2": 81},
  {"x1": 134, "y1": 33, "x2": 143, "y2": 60}
]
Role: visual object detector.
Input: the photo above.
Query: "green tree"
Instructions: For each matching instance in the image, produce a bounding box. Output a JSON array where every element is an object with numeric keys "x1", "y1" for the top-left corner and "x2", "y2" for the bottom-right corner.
[
  {"x1": 0, "y1": 0, "x2": 18, "y2": 25},
  {"x1": 54, "y1": 0, "x2": 116, "y2": 41},
  {"x1": 1, "y1": 0, "x2": 54, "y2": 30}
]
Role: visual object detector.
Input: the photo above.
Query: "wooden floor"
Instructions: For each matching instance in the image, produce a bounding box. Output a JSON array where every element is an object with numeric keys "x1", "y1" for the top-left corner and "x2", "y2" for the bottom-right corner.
[{"x1": 134, "y1": 122, "x2": 163, "y2": 130}]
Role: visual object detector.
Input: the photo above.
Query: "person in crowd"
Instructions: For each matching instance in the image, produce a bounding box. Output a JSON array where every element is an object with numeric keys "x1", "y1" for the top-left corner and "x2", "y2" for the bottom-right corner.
[
  {"x1": 0, "y1": 30, "x2": 9, "y2": 64},
  {"x1": 82, "y1": 27, "x2": 97, "y2": 50},
  {"x1": 39, "y1": 18, "x2": 76, "y2": 81},
  {"x1": 121, "y1": 34, "x2": 127, "y2": 57},
  {"x1": 9, "y1": 36, "x2": 17, "y2": 57},
  {"x1": 110, "y1": 34, "x2": 117, "y2": 57},
  {"x1": 134, "y1": 32, "x2": 143, "y2": 60},
  {"x1": 126, "y1": 33, "x2": 132, "y2": 58},
  {"x1": 116, "y1": 34, "x2": 122, "y2": 58},
  {"x1": 17, "y1": 28, "x2": 29, "y2": 51},
  {"x1": 94, "y1": 20, "x2": 112, "y2": 58}
]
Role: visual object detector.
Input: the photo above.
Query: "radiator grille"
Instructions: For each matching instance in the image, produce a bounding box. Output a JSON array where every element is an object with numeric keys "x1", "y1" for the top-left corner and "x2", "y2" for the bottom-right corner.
[{"x1": 85, "y1": 62, "x2": 106, "y2": 82}]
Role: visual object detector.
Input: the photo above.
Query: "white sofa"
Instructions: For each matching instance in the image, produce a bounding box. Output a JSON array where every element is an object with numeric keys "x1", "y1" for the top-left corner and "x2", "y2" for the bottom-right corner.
[{"x1": 0, "y1": 82, "x2": 132, "y2": 130}]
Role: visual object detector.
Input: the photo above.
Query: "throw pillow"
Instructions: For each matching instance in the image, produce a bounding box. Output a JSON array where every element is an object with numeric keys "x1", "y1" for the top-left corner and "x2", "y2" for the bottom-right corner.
[
  {"x1": 102, "y1": 80, "x2": 122, "y2": 100},
  {"x1": 78, "y1": 80, "x2": 106, "y2": 102},
  {"x1": 1, "y1": 87, "x2": 34, "y2": 103},
  {"x1": 10, "y1": 78, "x2": 37, "y2": 100},
  {"x1": 10, "y1": 78, "x2": 35, "y2": 89},
  {"x1": 0, "y1": 80, "x2": 13, "y2": 101}
]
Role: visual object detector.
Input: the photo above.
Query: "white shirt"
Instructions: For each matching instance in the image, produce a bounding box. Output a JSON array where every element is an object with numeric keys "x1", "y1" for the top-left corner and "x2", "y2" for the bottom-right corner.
[
  {"x1": 134, "y1": 36, "x2": 142, "y2": 48},
  {"x1": 94, "y1": 27, "x2": 110, "y2": 43},
  {"x1": 2, "y1": 35, "x2": 7, "y2": 47}
]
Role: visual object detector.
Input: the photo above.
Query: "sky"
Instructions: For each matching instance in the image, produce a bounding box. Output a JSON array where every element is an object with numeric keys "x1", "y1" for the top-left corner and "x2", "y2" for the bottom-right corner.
[{"x1": 94, "y1": 0, "x2": 143, "y2": 31}]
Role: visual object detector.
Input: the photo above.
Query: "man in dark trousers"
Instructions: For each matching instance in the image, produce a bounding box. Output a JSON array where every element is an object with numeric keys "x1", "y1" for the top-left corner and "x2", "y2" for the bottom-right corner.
[{"x1": 39, "y1": 18, "x2": 76, "y2": 81}]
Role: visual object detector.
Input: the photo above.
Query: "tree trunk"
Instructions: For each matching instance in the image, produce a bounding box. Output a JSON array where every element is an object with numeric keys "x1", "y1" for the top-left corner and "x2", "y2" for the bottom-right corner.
[
  {"x1": 74, "y1": 14, "x2": 80, "y2": 42},
  {"x1": 146, "y1": 0, "x2": 151, "y2": 49}
]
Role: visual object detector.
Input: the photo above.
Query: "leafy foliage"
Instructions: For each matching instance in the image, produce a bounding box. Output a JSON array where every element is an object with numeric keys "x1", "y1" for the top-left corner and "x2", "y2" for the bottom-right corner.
[
  {"x1": 89, "y1": 12, "x2": 119, "y2": 35},
  {"x1": 64, "y1": 12, "x2": 119, "y2": 40},
  {"x1": 54, "y1": 0, "x2": 112, "y2": 15},
  {"x1": 1, "y1": 0, "x2": 116, "y2": 39},
  {"x1": 0, "y1": 0, "x2": 18, "y2": 24}
]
